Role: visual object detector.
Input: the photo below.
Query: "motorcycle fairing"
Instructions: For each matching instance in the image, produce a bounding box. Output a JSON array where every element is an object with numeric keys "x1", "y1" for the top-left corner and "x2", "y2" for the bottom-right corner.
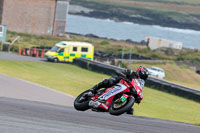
[
  {"x1": 131, "y1": 79, "x2": 143, "y2": 100},
  {"x1": 98, "y1": 83, "x2": 127, "y2": 100},
  {"x1": 91, "y1": 82, "x2": 130, "y2": 111}
]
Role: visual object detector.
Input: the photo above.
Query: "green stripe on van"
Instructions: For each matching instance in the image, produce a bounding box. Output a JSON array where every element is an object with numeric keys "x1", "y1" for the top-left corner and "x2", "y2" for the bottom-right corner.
[
  {"x1": 64, "y1": 56, "x2": 69, "y2": 59},
  {"x1": 70, "y1": 53, "x2": 75, "y2": 57},
  {"x1": 58, "y1": 53, "x2": 64, "y2": 56},
  {"x1": 81, "y1": 54, "x2": 86, "y2": 58}
]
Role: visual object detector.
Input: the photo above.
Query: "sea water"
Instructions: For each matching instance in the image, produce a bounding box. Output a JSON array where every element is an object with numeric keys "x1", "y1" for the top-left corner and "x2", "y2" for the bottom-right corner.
[{"x1": 66, "y1": 15, "x2": 200, "y2": 49}]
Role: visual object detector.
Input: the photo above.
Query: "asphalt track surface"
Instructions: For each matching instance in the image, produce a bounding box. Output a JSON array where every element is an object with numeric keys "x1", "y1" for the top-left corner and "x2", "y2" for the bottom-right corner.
[
  {"x1": 0, "y1": 74, "x2": 74, "y2": 106},
  {"x1": 1, "y1": 52, "x2": 200, "y2": 133},
  {"x1": 0, "y1": 97, "x2": 200, "y2": 133},
  {"x1": 0, "y1": 51, "x2": 45, "y2": 62}
]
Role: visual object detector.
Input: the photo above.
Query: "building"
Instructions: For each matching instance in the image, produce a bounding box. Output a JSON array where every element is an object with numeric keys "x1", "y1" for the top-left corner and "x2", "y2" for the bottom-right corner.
[
  {"x1": 0, "y1": 0, "x2": 70, "y2": 36},
  {"x1": 0, "y1": 0, "x2": 3, "y2": 24},
  {"x1": 0, "y1": 24, "x2": 7, "y2": 42},
  {"x1": 146, "y1": 36, "x2": 182, "y2": 50}
]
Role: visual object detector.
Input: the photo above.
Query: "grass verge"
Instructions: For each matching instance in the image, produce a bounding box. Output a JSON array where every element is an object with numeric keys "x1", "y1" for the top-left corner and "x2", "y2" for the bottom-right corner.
[{"x1": 0, "y1": 59, "x2": 199, "y2": 125}]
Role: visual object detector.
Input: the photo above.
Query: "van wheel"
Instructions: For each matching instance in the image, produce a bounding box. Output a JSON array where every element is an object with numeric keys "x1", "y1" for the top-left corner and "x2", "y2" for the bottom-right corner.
[{"x1": 53, "y1": 58, "x2": 59, "y2": 63}]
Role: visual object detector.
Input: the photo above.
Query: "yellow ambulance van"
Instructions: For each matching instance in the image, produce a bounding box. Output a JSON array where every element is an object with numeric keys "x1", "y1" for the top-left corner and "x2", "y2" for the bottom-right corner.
[{"x1": 45, "y1": 41, "x2": 94, "y2": 62}]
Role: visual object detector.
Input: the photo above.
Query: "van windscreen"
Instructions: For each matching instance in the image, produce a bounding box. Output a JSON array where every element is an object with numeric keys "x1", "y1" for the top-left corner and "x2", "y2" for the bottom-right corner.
[
  {"x1": 58, "y1": 42, "x2": 66, "y2": 46},
  {"x1": 51, "y1": 46, "x2": 60, "y2": 52}
]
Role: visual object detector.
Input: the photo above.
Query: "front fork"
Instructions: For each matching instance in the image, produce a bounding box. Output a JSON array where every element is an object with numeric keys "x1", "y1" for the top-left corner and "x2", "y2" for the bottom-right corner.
[
  {"x1": 115, "y1": 93, "x2": 130, "y2": 104},
  {"x1": 120, "y1": 94, "x2": 129, "y2": 103}
]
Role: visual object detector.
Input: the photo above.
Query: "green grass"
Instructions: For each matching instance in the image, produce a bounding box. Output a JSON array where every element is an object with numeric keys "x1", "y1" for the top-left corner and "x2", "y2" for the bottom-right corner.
[
  {"x1": 7, "y1": 31, "x2": 66, "y2": 49},
  {"x1": 0, "y1": 60, "x2": 109, "y2": 96},
  {"x1": 135, "y1": 87, "x2": 200, "y2": 124},
  {"x1": 0, "y1": 60, "x2": 199, "y2": 125},
  {"x1": 177, "y1": 49, "x2": 200, "y2": 65}
]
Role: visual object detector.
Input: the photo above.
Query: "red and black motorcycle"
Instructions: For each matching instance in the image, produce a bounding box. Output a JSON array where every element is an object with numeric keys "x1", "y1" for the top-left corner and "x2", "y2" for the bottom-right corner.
[{"x1": 74, "y1": 78, "x2": 143, "y2": 115}]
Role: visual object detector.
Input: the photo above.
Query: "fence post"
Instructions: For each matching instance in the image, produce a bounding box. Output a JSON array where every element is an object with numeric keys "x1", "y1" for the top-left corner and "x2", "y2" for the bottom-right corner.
[
  {"x1": 122, "y1": 47, "x2": 124, "y2": 60},
  {"x1": 128, "y1": 48, "x2": 133, "y2": 67}
]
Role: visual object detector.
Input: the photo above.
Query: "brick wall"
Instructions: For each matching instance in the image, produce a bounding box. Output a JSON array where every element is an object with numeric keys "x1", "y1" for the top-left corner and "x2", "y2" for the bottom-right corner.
[
  {"x1": 1, "y1": 0, "x2": 56, "y2": 35},
  {"x1": 0, "y1": 0, "x2": 4, "y2": 24}
]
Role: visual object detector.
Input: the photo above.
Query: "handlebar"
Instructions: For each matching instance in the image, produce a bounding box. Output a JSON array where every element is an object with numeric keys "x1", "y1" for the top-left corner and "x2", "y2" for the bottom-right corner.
[{"x1": 116, "y1": 71, "x2": 132, "y2": 83}]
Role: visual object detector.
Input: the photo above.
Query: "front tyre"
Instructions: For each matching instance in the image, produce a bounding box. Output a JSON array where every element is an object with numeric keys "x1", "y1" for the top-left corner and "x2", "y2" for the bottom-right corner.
[
  {"x1": 109, "y1": 96, "x2": 135, "y2": 116},
  {"x1": 53, "y1": 58, "x2": 59, "y2": 63},
  {"x1": 74, "y1": 90, "x2": 91, "y2": 111}
]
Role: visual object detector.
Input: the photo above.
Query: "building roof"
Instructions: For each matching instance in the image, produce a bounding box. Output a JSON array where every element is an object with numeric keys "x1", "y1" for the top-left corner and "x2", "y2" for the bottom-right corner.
[
  {"x1": 146, "y1": 36, "x2": 182, "y2": 44},
  {"x1": 56, "y1": 41, "x2": 94, "y2": 47}
]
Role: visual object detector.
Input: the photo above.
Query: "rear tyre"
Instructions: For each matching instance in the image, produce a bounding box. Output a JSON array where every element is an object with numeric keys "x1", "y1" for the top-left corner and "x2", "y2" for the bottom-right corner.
[
  {"x1": 74, "y1": 90, "x2": 91, "y2": 111},
  {"x1": 109, "y1": 96, "x2": 135, "y2": 116}
]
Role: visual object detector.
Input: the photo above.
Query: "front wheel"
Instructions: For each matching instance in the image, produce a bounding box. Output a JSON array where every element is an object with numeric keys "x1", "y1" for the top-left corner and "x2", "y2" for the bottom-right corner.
[
  {"x1": 109, "y1": 96, "x2": 135, "y2": 116},
  {"x1": 53, "y1": 58, "x2": 59, "y2": 63},
  {"x1": 74, "y1": 90, "x2": 91, "y2": 111}
]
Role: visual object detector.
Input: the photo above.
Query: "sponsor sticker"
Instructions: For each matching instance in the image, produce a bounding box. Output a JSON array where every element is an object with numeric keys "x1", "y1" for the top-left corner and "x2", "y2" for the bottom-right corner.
[
  {"x1": 101, "y1": 103, "x2": 108, "y2": 110},
  {"x1": 98, "y1": 83, "x2": 127, "y2": 100}
]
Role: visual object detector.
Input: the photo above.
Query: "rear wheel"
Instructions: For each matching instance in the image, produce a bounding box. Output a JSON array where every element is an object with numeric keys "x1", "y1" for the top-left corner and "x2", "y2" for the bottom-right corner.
[
  {"x1": 74, "y1": 90, "x2": 91, "y2": 111},
  {"x1": 109, "y1": 95, "x2": 135, "y2": 116}
]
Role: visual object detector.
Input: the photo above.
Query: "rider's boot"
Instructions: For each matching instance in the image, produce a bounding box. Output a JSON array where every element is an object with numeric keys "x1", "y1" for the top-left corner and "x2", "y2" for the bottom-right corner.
[
  {"x1": 89, "y1": 82, "x2": 107, "y2": 103},
  {"x1": 78, "y1": 81, "x2": 104, "y2": 103},
  {"x1": 126, "y1": 108, "x2": 134, "y2": 115},
  {"x1": 90, "y1": 82, "x2": 104, "y2": 94}
]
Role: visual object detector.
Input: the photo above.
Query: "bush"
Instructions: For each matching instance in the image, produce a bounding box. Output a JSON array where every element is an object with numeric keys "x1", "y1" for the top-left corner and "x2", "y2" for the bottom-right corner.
[
  {"x1": 0, "y1": 42, "x2": 2, "y2": 51},
  {"x1": 10, "y1": 45, "x2": 20, "y2": 53},
  {"x1": 100, "y1": 40, "x2": 109, "y2": 45},
  {"x1": 176, "y1": 57, "x2": 184, "y2": 61}
]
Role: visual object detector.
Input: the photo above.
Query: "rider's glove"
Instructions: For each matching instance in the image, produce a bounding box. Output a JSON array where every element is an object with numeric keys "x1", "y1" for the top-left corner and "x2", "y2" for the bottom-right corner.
[
  {"x1": 116, "y1": 70, "x2": 132, "y2": 83},
  {"x1": 135, "y1": 95, "x2": 141, "y2": 104},
  {"x1": 122, "y1": 69, "x2": 132, "y2": 77}
]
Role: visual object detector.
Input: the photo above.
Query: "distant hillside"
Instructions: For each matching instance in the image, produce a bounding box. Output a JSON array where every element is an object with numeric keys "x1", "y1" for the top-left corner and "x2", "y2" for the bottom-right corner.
[{"x1": 70, "y1": 0, "x2": 200, "y2": 30}]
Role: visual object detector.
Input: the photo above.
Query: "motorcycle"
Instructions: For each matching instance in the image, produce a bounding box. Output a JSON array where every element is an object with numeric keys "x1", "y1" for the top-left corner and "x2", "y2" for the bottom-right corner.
[{"x1": 74, "y1": 78, "x2": 142, "y2": 115}]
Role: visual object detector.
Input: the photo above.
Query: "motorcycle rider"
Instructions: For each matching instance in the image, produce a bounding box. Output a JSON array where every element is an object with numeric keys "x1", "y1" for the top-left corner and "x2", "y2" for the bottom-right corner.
[{"x1": 80, "y1": 66, "x2": 149, "y2": 115}]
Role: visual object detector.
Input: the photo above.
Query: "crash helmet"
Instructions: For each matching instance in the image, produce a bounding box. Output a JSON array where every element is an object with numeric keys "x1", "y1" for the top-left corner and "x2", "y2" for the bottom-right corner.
[{"x1": 136, "y1": 66, "x2": 149, "y2": 81}]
